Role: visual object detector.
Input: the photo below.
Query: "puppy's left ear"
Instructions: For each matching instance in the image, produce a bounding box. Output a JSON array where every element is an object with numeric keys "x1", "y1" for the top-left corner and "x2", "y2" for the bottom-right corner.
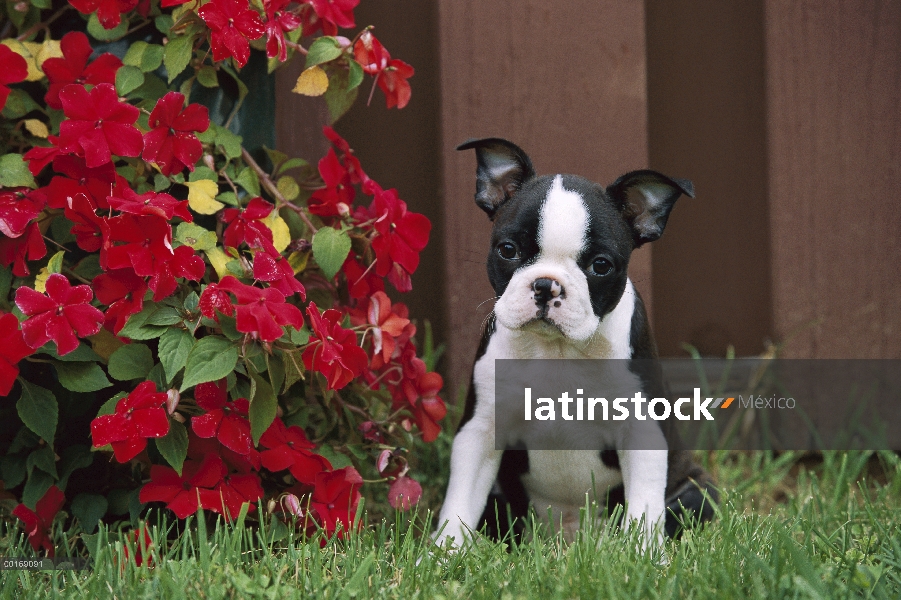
[{"x1": 606, "y1": 170, "x2": 695, "y2": 247}]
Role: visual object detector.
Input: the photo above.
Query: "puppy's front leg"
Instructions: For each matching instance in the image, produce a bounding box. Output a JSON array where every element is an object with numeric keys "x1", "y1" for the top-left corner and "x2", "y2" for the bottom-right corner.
[
  {"x1": 618, "y1": 446, "x2": 668, "y2": 550},
  {"x1": 434, "y1": 419, "x2": 502, "y2": 547}
]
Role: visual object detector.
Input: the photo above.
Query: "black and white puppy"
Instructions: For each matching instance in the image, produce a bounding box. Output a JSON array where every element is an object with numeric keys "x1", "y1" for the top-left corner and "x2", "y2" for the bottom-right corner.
[{"x1": 435, "y1": 138, "x2": 716, "y2": 549}]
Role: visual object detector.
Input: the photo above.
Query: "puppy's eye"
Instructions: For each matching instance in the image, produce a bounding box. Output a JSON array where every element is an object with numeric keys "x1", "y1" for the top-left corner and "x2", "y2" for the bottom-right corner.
[
  {"x1": 590, "y1": 257, "x2": 613, "y2": 276},
  {"x1": 496, "y1": 242, "x2": 520, "y2": 260}
]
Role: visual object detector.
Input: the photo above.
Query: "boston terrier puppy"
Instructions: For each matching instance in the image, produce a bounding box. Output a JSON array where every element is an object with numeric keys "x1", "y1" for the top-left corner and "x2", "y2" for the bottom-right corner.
[{"x1": 435, "y1": 138, "x2": 717, "y2": 549}]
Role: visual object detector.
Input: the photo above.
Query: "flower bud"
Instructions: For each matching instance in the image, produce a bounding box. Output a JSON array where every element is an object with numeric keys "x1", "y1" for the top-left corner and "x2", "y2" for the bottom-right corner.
[{"x1": 166, "y1": 389, "x2": 180, "y2": 414}]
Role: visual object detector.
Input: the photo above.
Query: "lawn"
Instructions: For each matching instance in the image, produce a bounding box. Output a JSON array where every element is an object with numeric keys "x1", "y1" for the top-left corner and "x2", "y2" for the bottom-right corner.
[{"x1": 2, "y1": 446, "x2": 899, "y2": 599}]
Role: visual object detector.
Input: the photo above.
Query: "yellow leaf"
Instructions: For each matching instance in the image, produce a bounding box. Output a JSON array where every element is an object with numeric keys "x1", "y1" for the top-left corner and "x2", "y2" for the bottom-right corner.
[
  {"x1": 287, "y1": 250, "x2": 310, "y2": 275},
  {"x1": 263, "y1": 212, "x2": 291, "y2": 252},
  {"x1": 186, "y1": 179, "x2": 224, "y2": 215},
  {"x1": 23, "y1": 119, "x2": 49, "y2": 138},
  {"x1": 1, "y1": 40, "x2": 43, "y2": 82},
  {"x1": 88, "y1": 328, "x2": 125, "y2": 362},
  {"x1": 34, "y1": 39, "x2": 63, "y2": 69},
  {"x1": 34, "y1": 268, "x2": 51, "y2": 294},
  {"x1": 206, "y1": 247, "x2": 231, "y2": 279},
  {"x1": 292, "y1": 66, "x2": 329, "y2": 96}
]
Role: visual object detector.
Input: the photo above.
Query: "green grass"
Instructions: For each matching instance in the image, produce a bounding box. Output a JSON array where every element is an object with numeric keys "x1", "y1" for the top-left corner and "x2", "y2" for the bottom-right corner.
[{"x1": 2, "y1": 450, "x2": 900, "y2": 599}]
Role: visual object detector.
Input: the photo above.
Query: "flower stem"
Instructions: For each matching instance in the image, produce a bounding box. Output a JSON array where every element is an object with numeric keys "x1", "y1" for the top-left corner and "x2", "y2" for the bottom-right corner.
[{"x1": 241, "y1": 148, "x2": 318, "y2": 234}]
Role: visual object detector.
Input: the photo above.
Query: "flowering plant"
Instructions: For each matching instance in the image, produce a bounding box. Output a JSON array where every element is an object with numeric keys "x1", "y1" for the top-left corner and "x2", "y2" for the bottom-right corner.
[{"x1": 0, "y1": 0, "x2": 440, "y2": 555}]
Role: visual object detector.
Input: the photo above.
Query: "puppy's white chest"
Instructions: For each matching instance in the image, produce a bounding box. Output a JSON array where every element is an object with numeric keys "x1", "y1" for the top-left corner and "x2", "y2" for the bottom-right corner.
[{"x1": 521, "y1": 450, "x2": 623, "y2": 507}]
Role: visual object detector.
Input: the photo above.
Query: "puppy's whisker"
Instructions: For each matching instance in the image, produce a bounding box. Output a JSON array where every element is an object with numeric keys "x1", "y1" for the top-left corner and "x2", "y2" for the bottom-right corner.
[{"x1": 476, "y1": 296, "x2": 501, "y2": 310}]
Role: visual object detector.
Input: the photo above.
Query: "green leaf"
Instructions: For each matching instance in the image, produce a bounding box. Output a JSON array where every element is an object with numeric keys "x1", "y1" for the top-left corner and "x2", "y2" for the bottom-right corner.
[
  {"x1": 348, "y1": 58, "x2": 364, "y2": 91},
  {"x1": 16, "y1": 381, "x2": 58, "y2": 445},
  {"x1": 189, "y1": 166, "x2": 218, "y2": 182},
  {"x1": 276, "y1": 176, "x2": 300, "y2": 201},
  {"x1": 27, "y1": 446, "x2": 58, "y2": 478},
  {"x1": 235, "y1": 167, "x2": 261, "y2": 197},
  {"x1": 305, "y1": 37, "x2": 344, "y2": 68},
  {"x1": 97, "y1": 392, "x2": 127, "y2": 418},
  {"x1": 36, "y1": 342, "x2": 102, "y2": 363},
  {"x1": 146, "y1": 306, "x2": 183, "y2": 326},
  {"x1": 108, "y1": 343, "x2": 154, "y2": 381},
  {"x1": 176, "y1": 223, "x2": 218, "y2": 251},
  {"x1": 155, "y1": 419, "x2": 188, "y2": 475},
  {"x1": 159, "y1": 328, "x2": 194, "y2": 383},
  {"x1": 123, "y1": 41, "x2": 165, "y2": 73},
  {"x1": 2, "y1": 89, "x2": 41, "y2": 119},
  {"x1": 116, "y1": 65, "x2": 145, "y2": 96},
  {"x1": 71, "y1": 493, "x2": 108, "y2": 534},
  {"x1": 87, "y1": 13, "x2": 129, "y2": 41},
  {"x1": 147, "y1": 362, "x2": 169, "y2": 391},
  {"x1": 118, "y1": 303, "x2": 169, "y2": 340},
  {"x1": 164, "y1": 33, "x2": 195, "y2": 83},
  {"x1": 324, "y1": 66, "x2": 360, "y2": 123},
  {"x1": 58, "y1": 445, "x2": 93, "y2": 489},
  {"x1": 281, "y1": 351, "x2": 305, "y2": 392},
  {"x1": 53, "y1": 361, "x2": 113, "y2": 393},
  {"x1": 248, "y1": 370, "x2": 277, "y2": 445},
  {"x1": 267, "y1": 353, "x2": 285, "y2": 395},
  {"x1": 215, "y1": 126, "x2": 243, "y2": 160},
  {"x1": 180, "y1": 336, "x2": 238, "y2": 391},
  {"x1": 155, "y1": 14, "x2": 174, "y2": 35},
  {"x1": 312, "y1": 226, "x2": 352, "y2": 280},
  {"x1": 22, "y1": 470, "x2": 54, "y2": 510},
  {"x1": 197, "y1": 66, "x2": 219, "y2": 88},
  {"x1": 0, "y1": 154, "x2": 36, "y2": 188},
  {"x1": 46, "y1": 250, "x2": 65, "y2": 274},
  {"x1": 276, "y1": 157, "x2": 309, "y2": 175}
]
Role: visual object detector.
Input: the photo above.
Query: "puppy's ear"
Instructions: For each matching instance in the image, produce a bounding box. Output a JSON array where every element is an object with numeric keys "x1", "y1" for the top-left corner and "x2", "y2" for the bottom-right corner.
[
  {"x1": 606, "y1": 170, "x2": 695, "y2": 247},
  {"x1": 457, "y1": 138, "x2": 536, "y2": 219}
]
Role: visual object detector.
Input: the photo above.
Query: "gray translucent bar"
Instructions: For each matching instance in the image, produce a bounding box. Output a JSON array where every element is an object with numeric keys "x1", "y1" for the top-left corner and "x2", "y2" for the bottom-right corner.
[
  {"x1": 0, "y1": 556, "x2": 92, "y2": 570},
  {"x1": 493, "y1": 359, "x2": 901, "y2": 450}
]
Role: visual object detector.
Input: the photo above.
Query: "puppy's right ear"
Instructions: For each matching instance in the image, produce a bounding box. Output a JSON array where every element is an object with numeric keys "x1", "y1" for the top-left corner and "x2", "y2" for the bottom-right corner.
[{"x1": 457, "y1": 138, "x2": 536, "y2": 219}]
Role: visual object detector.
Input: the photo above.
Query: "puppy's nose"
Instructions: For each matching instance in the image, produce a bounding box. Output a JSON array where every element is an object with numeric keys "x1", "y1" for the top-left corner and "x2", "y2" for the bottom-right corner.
[{"x1": 532, "y1": 277, "x2": 563, "y2": 304}]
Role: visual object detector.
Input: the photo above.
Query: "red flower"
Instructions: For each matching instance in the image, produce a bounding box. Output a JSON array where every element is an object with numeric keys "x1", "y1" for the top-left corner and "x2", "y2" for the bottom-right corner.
[
  {"x1": 42, "y1": 32, "x2": 122, "y2": 110},
  {"x1": 359, "y1": 291, "x2": 413, "y2": 367},
  {"x1": 303, "y1": 302, "x2": 367, "y2": 390},
  {"x1": 123, "y1": 527, "x2": 154, "y2": 567},
  {"x1": 12, "y1": 486, "x2": 65, "y2": 556},
  {"x1": 139, "y1": 454, "x2": 225, "y2": 519},
  {"x1": 23, "y1": 137, "x2": 62, "y2": 176},
  {"x1": 68, "y1": 0, "x2": 139, "y2": 30},
  {"x1": 106, "y1": 214, "x2": 204, "y2": 301},
  {"x1": 198, "y1": 281, "x2": 235, "y2": 320},
  {"x1": 222, "y1": 197, "x2": 276, "y2": 250},
  {"x1": 92, "y1": 268, "x2": 148, "y2": 333},
  {"x1": 341, "y1": 256, "x2": 384, "y2": 300},
  {"x1": 260, "y1": 418, "x2": 331, "y2": 484},
  {"x1": 323, "y1": 126, "x2": 367, "y2": 185},
  {"x1": 310, "y1": 467, "x2": 363, "y2": 535},
  {"x1": 0, "y1": 187, "x2": 45, "y2": 239},
  {"x1": 46, "y1": 156, "x2": 118, "y2": 210},
  {"x1": 308, "y1": 148, "x2": 354, "y2": 218},
  {"x1": 263, "y1": 0, "x2": 302, "y2": 62},
  {"x1": 198, "y1": 0, "x2": 266, "y2": 68},
  {"x1": 91, "y1": 381, "x2": 170, "y2": 462},
  {"x1": 216, "y1": 276, "x2": 305, "y2": 342},
  {"x1": 0, "y1": 221, "x2": 46, "y2": 276},
  {"x1": 353, "y1": 31, "x2": 389, "y2": 75},
  {"x1": 142, "y1": 92, "x2": 210, "y2": 176},
  {"x1": 108, "y1": 187, "x2": 192, "y2": 222},
  {"x1": 364, "y1": 183, "x2": 430, "y2": 292},
  {"x1": 58, "y1": 83, "x2": 143, "y2": 168},
  {"x1": 400, "y1": 361, "x2": 446, "y2": 443},
  {"x1": 0, "y1": 44, "x2": 28, "y2": 111},
  {"x1": 216, "y1": 275, "x2": 303, "y2": 338},
  {"x1": 377, "y1": 59, "x2": 414, "y2": 109},
  {"x1": 65, "y1": 193, "x2": 109, "y2": 253},
  {"x1": 15, "y1": 274, "x2": 104, "y2": 355},
  {"x1": 301, "y1": 0, "x2": 358, "y2": 36},
  {"x1": 191, "y1": 380, "x2": 254, "y2": 455},
  {"x1": 0, "y1": 313, "x2": 34, "y2": 397},
  {"x1": 387, "y1": 476, "x2": 422, "y2": 511},
  {"x1": 198, "y1": 471, "x2": 264, "y2": 519},
  {"x1": 252, "y1": 245, "x2": 306, "y2": 298}
]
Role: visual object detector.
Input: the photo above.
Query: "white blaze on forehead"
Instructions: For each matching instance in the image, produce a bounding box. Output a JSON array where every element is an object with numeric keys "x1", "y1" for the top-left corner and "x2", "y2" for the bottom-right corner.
[{"x1": 538, "y1": 176, "x2": 588, "y2": 259}]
